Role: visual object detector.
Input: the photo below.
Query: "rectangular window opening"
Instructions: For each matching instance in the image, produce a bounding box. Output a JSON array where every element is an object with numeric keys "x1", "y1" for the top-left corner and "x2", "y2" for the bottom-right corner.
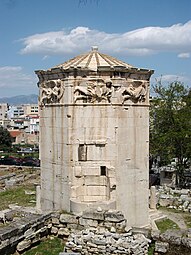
[
  {"x1": 78, "y1": 144, "x2": 87, "y2": 161},
  {"x1": 100, "y1": 166, "x2": 106, "y2": 176}
]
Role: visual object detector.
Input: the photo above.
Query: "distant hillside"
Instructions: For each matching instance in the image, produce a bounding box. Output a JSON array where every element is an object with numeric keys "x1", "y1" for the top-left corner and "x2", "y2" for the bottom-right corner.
[{"x1": 0, "y1": 94, "x2": 38, "y2": 105}]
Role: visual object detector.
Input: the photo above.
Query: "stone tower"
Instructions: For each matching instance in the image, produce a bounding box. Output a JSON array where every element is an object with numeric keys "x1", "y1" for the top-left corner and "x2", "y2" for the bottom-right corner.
[{"x1": 35, "y1": 47, "x2": 154, "y2": 228}]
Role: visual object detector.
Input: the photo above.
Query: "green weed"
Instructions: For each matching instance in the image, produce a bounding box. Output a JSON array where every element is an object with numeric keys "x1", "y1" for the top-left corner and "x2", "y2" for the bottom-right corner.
[
  {"x1": 156, "y1": 218, "x2": 179, "y2": 233},
  {"x1": 0, "y1": 185, "x2": 36, "y2": 210},
  {"x1": 22, "y1": 237, "x2": 65, "y2": 255}
]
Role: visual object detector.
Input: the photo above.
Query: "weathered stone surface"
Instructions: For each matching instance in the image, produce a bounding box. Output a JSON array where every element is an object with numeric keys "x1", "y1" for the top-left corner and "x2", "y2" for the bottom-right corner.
[
  {"x1": 64, "y1": 228, "x2": 150, "y2": 255},
  {"x1": 187, "y1": 228, "x2": 191, "y2": 238},
  {"x1": 150, "y1": 186, "x2": 157, "y2": 210},
  {"x1": 51, "y1": 226, "x2": 58, "y2": 235},
  {"x1": 0, "y1": 239, "x2": 10, "y2": 250},
  {"x1": 116, "y1": 220, "x2": 127, "y2": 231},
  {"x1": 24, "y1": 228, "x2": 35, "y2": 238},
  {"x1": 110, "y1": 226, "x2": 116, "y2": 233},
  {"x1": 17, "y1": 239, "x2": 31, "y2": 252},
  {"x1": 60, "y1": 214, "x2": 78, "y2": 224},
  {"x1": 160, "y1": 230, "x2": 183, "y2": 245},
  {"x1": 157, "y1": 186, "x2": 191, "y2": 213},
  {"x1": 0, "y1": 225, "x2": 18, "y2": 241},
  {"x1": 67, "y1": 223, "x2": 78, "y2": 230},
  {"x1": 182, "y1": 236, "x2": 191, "y2": 248},
  {"x1": 155, "y1": 241, "x2": 169, "y2": 253},
  {"x1": 58, "y1": 228, "x2": 70, "y2": 237},
  {"x1": 82, "y1": 209, "x2": 104, "y2": 221},
  {"x1": 104, "y1": 210, "x2": 124, "y2": 222},
  {"x1": 159, "y1": 195, "x2": 175, "y2": 207},
  {"x1": 79, "y1": 218, "x2": 98, "y2": 227},
  {"x1": 103, "y1": 221, "x2": 112, "y2": 228},
  {"x1": 151, "y1": 230, "x2": 160, "y2": 240},
  {"x1": 52, "y1": 217, "x2": 60, "y2": 225},
  {"x1": 4, "y1": 210, "x2": 14, "y2": 222}
]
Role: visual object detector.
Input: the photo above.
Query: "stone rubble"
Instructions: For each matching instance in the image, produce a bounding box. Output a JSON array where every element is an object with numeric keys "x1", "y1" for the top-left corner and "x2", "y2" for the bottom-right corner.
[
  {"x1": 0, "y1": 208, "x2": 151, "y2": 255},
  {"x1": 157, "y1": 186, "x2": 191, "y2": 213},
  {"x1": 0, "y1": 166, "x2": 40, "y2": 191},
  {"x1": 152, "y1": 228, "x2": 191, "y2": 253},
  {"x1": 64, "y1": 230, "x2": 150, "y2": 255},
  {"x1": 155, "y1": 241, "x2": 169, "y2": 253},
  {"x1": 63, "y1": 209, "x2": 150, "y2": 255},
  {"x1": 1, "y1": 205, "x2": 191, "y2": 254}
]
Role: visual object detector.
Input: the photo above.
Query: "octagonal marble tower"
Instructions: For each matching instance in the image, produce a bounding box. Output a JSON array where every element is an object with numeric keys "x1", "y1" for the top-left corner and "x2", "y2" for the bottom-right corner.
[{"x1": 35, "y1": 47, "x2": 154, "y2": 228}]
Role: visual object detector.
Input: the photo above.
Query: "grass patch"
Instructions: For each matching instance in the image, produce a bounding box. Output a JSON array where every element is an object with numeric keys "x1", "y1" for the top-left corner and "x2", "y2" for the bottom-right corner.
[
  {"x1": 156, "y1": 218, "x2": 179, "y2": 233},
  {"x1": 148, "y1": 242, "x2": 155, "y2": 255},
  {"x1": 21, "y1": 237, "x2": 65, "y2": 255},
  {"x1": 0, "y1": 185, "x2": 36, "y2": 210}
]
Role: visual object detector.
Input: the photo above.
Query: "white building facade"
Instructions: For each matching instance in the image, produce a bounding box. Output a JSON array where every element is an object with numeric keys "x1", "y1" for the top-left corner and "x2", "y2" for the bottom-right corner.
[
  {"x1": 36, "y1": 47, "x2": 154, "y2": 228},
  {"x1": 7, "y1": 105, "x2": 25, "y2": 119},
  {"x1": 29, "y1": 116, "x2": 40, "y2": 134}
]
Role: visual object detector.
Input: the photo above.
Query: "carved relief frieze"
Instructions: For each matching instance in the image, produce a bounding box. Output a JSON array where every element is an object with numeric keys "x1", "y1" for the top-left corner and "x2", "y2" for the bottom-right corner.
[
  {"x1": 74, "y1": 79, "x2": 113, "y2": 103},
  {"x1": 122, "y1": 81, "x2": 148, "y2": 104},
  {"x1": 39, "y1": 79, "x2": 64, "y2": 106},
  {"x1": 74, "y1": 79, "x2": 149, "y2": 104}
]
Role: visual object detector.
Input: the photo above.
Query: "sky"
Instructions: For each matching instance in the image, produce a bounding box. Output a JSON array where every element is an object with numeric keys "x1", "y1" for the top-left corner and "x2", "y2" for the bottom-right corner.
[{"x1": 0, "y1": 0, "x2": 191, "y2": 97}]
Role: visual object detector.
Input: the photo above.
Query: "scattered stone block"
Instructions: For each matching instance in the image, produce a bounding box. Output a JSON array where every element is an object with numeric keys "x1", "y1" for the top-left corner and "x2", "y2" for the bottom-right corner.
[
  {"x1": 51, "y1": 226, "x2": 58, "y2": 235},
  {"x1": 155, "y1": 241, "x2": 169, "y2": 253},
  {"x1": 82, "y1": 209, "x2": 104, "y2": 221},
  {"x1": 60, "y1": 214, "x2": 78, "y2": 224},
  {"x1": 104, "y1": 210, "x2": 124, "y2": 222},
  {"x1": 58, "y1": 228, "x2": 70, "y2": 237},
  {"x1": 17, "y1": 239, "x2": 31, "y2": 252}
]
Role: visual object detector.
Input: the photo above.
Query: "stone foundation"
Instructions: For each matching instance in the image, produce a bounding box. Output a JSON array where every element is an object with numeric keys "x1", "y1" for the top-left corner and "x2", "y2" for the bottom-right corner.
[
  {"x1": 0, "y1": 210, "x2": 51, "y2": 255},
  {"x1": 0, "y1": 208, "x2": 151, "y2": 255},
  {"x1": 1, "y1": 207, "x2": 190, "y2": 255}
]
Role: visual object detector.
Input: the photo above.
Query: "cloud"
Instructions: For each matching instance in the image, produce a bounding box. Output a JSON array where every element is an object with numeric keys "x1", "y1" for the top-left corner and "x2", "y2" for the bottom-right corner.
[
  {"x1": 0, "y1": 66, "x2": 37, "y2": 89},
  {"x1": 19, "y1": 21, "x2": 191, "y2": 57},
  {"x1": 42, "y1": 55, "x2": 49, "y2": 60},
  {"x1": 154, "y1": 74, "x2": 189, "y2": 84},
  {"x1": 177, "y1": 52, "x2": 190, "y2": 58}
]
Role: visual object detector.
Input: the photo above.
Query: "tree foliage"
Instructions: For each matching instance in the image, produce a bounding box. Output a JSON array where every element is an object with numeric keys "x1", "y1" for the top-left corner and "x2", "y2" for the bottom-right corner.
[
  {"x1": 0, "y1": 126, "x2": 12, "y2": 151},
  {"x1": 150, "y1": 81, "x2": 191, "y2": 185}
]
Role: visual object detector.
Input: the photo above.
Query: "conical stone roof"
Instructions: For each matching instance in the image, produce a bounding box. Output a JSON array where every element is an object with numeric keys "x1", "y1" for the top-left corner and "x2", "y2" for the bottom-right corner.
[{"x1": 54, "y1": 46, "x2": 134, "y2": 71}]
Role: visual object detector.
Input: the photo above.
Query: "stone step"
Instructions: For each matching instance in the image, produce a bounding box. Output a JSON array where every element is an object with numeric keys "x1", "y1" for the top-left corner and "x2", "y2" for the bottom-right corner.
[
  {"x1": 149, "y1": 210, "x2": 167, "y2": 230},
  {"x1": 149, "y1": 210, "x2": 166, "y2": 220}
]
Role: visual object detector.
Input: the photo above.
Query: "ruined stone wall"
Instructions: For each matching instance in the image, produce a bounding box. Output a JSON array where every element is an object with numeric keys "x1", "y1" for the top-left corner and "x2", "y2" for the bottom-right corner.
[
  {"x1": 0, "y1": 209, "x2": 150, "y2": 255},
  {"x1": 0, "y1": 166, "x2": 40, "y2": 190},
  {"x1": 1, "y1": 207, "x2": 191, "y2": 255},
  {"x1": 152, "y1": 229, "x2": 191, "y2": 254},
  {"x1": 157, "y1": 186, "x2": 191, "y2": 212},
  {"x1": 0, "y1": 212, "x2": 51, "y2": 255}
]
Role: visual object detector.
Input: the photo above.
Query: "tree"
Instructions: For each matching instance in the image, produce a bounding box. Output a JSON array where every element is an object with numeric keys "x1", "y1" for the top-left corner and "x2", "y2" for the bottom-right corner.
[
  {"x1": 150, "y1": 81, "x2": 191, "y2": 186},
  {"x1": 0, "y1": 126, "x2": 12, "y2": 151}
]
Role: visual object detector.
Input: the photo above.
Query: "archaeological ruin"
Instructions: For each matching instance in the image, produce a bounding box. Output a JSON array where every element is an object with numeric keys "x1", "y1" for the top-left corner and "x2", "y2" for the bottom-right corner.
[{"x1": 35, "y1": 46, "x2": 154, "y2": 228}]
